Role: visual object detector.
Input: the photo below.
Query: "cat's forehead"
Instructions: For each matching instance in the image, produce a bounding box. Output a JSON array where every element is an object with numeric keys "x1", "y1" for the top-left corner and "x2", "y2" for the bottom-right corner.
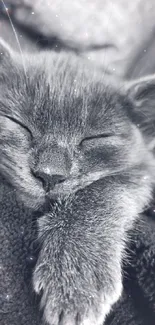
[{"x1": 1, "y1": 52, "x2": 130, "y2": 137}]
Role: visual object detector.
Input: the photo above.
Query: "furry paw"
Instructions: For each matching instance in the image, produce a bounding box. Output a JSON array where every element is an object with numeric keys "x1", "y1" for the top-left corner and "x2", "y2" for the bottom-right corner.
[
  {"x1": 33, "y1": 260, "x2": 122, "y2": 325},
  {"x1": 33, "y1": 214, "x2": 123, "y2": 325}
]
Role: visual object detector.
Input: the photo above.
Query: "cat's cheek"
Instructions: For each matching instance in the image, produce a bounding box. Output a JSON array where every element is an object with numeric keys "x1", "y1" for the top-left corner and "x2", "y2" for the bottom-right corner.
[
  {"x1": 14, "y1": 170, "x2": 45, "y2": 208},
  {"x1": 19, "y1": 189, "x2": 45, "y2": 209}
]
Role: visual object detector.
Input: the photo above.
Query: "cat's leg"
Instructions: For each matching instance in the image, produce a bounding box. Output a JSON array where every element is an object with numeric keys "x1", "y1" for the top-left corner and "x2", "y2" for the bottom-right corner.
[
  {"x1": 33, "y1": 172, "x2": 152, "y2": 325},
  {"x1": 33, "y1": 213, "x2": 123, "y2": 325}
]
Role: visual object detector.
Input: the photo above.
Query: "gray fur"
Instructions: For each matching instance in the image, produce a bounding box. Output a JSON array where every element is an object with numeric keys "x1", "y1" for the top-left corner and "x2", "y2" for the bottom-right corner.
[{"x1": 0, "y1": 39, "x2": 155, "y2": 325}]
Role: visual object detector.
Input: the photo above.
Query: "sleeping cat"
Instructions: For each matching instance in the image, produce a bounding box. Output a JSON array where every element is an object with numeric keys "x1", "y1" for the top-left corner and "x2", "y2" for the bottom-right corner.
[{"x1": 0, "y1": 38, "x2": 155, "y2": 325}]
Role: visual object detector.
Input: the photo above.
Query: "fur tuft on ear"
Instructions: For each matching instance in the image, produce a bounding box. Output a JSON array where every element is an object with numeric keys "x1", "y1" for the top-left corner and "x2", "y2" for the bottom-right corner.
[{"x1": 125, "y1": 75, "x2": 155, "y2": 150}]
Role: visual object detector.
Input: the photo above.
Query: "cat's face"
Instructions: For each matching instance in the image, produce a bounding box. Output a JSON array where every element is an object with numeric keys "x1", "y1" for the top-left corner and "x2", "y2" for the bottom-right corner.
[{"x1": 0, "y1": 41, "x2": 154, "y2": 210}]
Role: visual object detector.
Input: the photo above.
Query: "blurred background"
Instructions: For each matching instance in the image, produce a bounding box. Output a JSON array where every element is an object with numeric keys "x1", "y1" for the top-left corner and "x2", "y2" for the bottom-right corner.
[{"x1": 1, "y1": 0, "x2": 155, "y2": 80}]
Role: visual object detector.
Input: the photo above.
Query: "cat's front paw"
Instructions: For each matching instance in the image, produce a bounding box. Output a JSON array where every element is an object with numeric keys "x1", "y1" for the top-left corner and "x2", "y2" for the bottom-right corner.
[{"x1": 33, "y1": 256, "x2": 122, "y2": 325}]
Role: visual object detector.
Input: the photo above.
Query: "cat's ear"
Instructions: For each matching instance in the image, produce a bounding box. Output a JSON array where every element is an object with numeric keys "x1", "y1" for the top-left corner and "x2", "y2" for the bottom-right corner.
[{"x1": 125, "y1": 75, "x2": 155, "y2": 148}]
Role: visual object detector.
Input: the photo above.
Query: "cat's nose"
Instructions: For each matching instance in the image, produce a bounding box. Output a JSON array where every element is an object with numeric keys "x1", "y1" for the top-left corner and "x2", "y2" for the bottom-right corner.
[{"x1": 34, "y1": 169, "x2": 66, "y2": 191}]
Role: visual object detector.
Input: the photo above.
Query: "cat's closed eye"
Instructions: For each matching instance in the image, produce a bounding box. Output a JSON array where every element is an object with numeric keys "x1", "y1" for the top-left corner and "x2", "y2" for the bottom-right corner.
[
  {"x1": 3, "y1": 114, "x2": 33, "y2": 141},
  {"x1": 79, "y1": 133, "x2": 114, "y2": 149},
  {"x1": 80, "y1": 133, "x2": 113, "y2": 143}
]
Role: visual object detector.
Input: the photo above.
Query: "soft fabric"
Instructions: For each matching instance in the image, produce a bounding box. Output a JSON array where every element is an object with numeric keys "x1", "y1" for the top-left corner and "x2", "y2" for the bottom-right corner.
[
  {"x1": 0, "y1": 176, "x2": 40, "y2": 325},
  {"x1": 106, "y1": 211, "x2": 155, "y2": 325}
]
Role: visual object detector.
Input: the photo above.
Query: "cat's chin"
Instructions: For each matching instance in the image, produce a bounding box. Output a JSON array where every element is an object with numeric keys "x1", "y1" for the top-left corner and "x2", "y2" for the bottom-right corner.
[{"x1": 19, "y1": 182, "x2": 83, "y2": 210}]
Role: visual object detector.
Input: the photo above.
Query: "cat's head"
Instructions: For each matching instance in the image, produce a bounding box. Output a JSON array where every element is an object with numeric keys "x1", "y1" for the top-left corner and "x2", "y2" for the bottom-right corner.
[{"x1": 0, "y1": 39, "x2": 155, "y2": 210}]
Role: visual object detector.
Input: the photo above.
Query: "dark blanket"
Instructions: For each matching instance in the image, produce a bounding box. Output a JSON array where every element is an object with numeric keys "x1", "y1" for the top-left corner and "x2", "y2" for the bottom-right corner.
[
  {"x1": 106, "y1": 211, "x2": 155, "y2": 325},
  {"x1": 1, "y1": 177, "x2": 155, "y2": 325},
  {"x1": 0, "y1": 177, "x2": 39, "y2": 325}
]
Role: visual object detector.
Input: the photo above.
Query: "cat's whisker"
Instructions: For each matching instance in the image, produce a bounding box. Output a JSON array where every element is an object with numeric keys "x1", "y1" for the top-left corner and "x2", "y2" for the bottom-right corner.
[{"x1": 1, "y1": 0, "x2": 27, "y2": 78}]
